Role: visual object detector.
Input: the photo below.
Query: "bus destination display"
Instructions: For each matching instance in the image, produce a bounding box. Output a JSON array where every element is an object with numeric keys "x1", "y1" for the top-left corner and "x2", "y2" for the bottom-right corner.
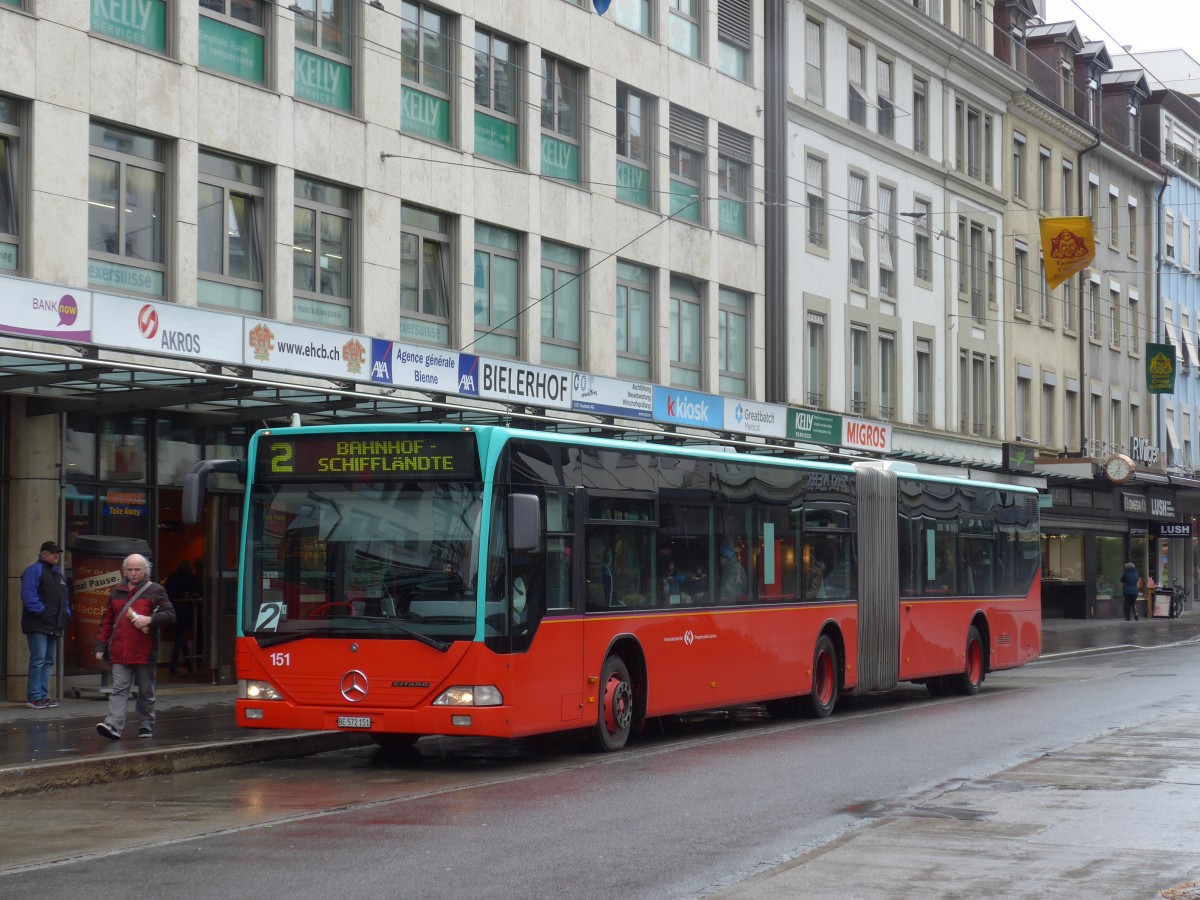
[{"x1": 256, "y1": 433, "x2": 478, "y2": 480}]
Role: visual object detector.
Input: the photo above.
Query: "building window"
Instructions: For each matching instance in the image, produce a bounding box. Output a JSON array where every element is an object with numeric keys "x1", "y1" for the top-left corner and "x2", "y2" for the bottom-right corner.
[
  {"x1": 805, "y1": 18, "x2": 824, "y2": 105},
  {"x1": 0, "y1": 96, "x2": 21, "y2": 273},
  {"x1": 963, "y1": 0, "x2": 983, "y2": 45},
  {"x1": 1042, "y1": 382, "x2": 1054, "y2": 445},
  {"x1": 1065, "y1": 389, "x2": 1077, "y2": 449},
  {"x1": 474, "y1": 222, "x2": 520, "y2": 358},
  {"x1": 540, "y1": 241, "x2": 582, "y2": 368},
  {"x1": 850, "y1": 325, "x2": 869, "y2": 415},
  {"x1": 1182, "y1": 221, "x2": 1193, "y2": 269},
  {"x1": 1165, "y1": 209, "x2": 1176, "y2": 259},
  {"x1": 1016, "y1": 375, "x2": 1031, "y2": 440},
  {"x1": 1039, "y1": 257, "x2": 1050, "y2": 322},
  {"x1": 669, "y1": 106, "x2": 706, "y2": 224},
  {"x1": 293, "y1": 176, "x2": 352, "y2": 329},
  {"x1": 957, "y1": 216, "x2": 967, "y2": 294},
  {"x1": 806, "y1": 311, "x2": 825, "y2": 407},
  {"x1": 912, "y1": 77, "x2": 928, "y2": 154},
  {"x1": 848, "y1": 42, "x2": 867, "y2": 126},
  {"x1": 613, "y1": 0, "x2": 652, "y2": 38},
  {"x1": 716, "y1": 0, "x2": 751, "y2": 81},
  {"x1": 617, "y1": 84, "x2": 653, "y2": 207},
  {"x1": 1108, "y1": 190, "x2": 1119, "y2": 249},
  {"x1": 197, "y1": 150, "x2": 266, "y2": 313},
  {"x1": 972, "y1": 355, "x2": 986, "y2": 435},
  {"x1": 1014, "y1": 243, "x2": 1028, "y2": 314},
  {"x1": 717, "y1": 124, "x2": 751, "y2": 239},
  {"x1": 1127, "y1": 202, "x2": 1138, "y2": 257},
  {"x1": 1012, "y1": 133, "x2": 1025, "y2": 200},
  {"x1": 401, "y1": 2, "x2": 453, "y2": 144},
  {"x1": 1110, "y1": 399, "x2": 1122, "y2": 448},
  {"x1": 474, "y1": 30, "x2": 519, "y2": 166},
  {"x1": 958, "y1": 351, "x2": 969, "y2": 432},
  {"x1": 616, "y1": 261, "x2": 653, "y2": 379},
  {"x1": 1061, "y1": 159, "x2": 1074, "y2": 215},
  {"x1": 541, "y1": 56, "x2": 582, "y2": 183},
  {"x1": 1128, "y1": 297, "x2": 1139, "y2": 354},
  {"x1": 805, "y1": 155, "x2": 827, "y2": 249},
  {"x1": 669, "y1": 276, "x2": 703, "y2": 388},
  {"x1": 718, "y1": 287, "x2": 748, "y2": 396},
  {"x1": 399, "y1": 204, "x2": 451, "y2": 346},
  {"x1": 986, "y1": 227, "x2": 997, "y2": 307},
  {"x1": 88, "y1": 123, "x2": 166, "y2": 297},
  {"x1": 969, "y1": 222, "x2": 983, "y2": 320},
  {"x1": 1060, "y1": 59, "x2": 1072, "y2": 107},
  {"x1": 92, "y1": 0, "x2": 167, "y2": 53},
  {"x1": 848, "y1": 173, "x2": 868, "y2": 288},
  {"x1": 199, "y1": 0, "x2": 266, "y2": 85},
  {"x1": 1038, "y1": 146, "x2": 1050, "y2": 211},
  {"x1": 668, "y1": 0, "x2": 701, "y2": 59},
  {"x1": 877, "y1": 58, "x2": 894, "y2": 139},
  {"x1": 1088, "y1": 281, "x2": 1099, "y2": 340},
  {"x1": 878, "y1": 331, "x2": 896, "y2": 420},
  {"x1": 294, "y1": 0, "x2": 353, "y2": 111},
  {"x1": 914, "y1": 199, "x2": 932, "y2": 282},
  {"x1": 1109, "y1": 288, "x2": 1121, "y2": 347},
  {"x1": 915, "y1": 338, "x2": 931, "y2": 426},
  {"x1": 1063, "y1": 277, "x2": 1075, "y2": 331},
  {"x1": 878, "y1": 185, "x2": 896, "y2": 297}
]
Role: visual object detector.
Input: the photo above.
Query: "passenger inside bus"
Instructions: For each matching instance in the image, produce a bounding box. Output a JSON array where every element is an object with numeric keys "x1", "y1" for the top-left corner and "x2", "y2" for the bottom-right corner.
[{"x1": 717, "y1": 537, "x2": 747, "y2": 603}]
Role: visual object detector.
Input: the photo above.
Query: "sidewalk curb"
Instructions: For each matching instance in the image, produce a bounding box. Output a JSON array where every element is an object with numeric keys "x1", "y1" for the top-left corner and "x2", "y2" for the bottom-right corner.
[{"x1": 0, "y1": 731, "x2": 372, "y2": 797}]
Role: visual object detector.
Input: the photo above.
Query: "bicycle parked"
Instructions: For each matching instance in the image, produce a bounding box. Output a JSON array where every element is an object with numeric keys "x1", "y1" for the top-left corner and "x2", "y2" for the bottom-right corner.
[{"x1": 1170, "y1": 580, "x2": 1188, "y2": 619}]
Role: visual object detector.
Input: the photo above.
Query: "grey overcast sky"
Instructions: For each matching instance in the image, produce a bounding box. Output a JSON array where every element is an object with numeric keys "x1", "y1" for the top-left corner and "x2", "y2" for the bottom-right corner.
[{"x1": 1042, "y1": 0, "x2": 1199, "y2": 62}]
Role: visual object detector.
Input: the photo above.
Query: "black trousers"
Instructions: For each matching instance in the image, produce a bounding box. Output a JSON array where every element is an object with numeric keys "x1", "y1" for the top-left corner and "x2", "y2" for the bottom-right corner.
[{"x1": 1123, "y1": 595, "x2": 1139, "y2": 620}]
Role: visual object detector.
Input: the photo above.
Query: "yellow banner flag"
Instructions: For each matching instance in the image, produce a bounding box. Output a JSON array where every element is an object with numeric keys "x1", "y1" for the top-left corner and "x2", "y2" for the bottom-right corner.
[{"x1": 1040, "y1": 216, "x2": 1096, "y2": 290}]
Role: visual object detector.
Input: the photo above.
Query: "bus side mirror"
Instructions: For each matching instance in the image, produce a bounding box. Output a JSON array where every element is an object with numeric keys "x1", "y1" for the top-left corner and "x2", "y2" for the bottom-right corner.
[
  {"x1": 183, "y1": 459, "x2": 245, "y2": 524},
  {"x1": 508, "y1": 493, "x2": 540, "y2": 552}
]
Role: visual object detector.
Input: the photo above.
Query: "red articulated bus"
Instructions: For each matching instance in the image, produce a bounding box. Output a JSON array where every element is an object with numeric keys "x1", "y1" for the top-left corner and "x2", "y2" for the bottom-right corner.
[{"x1": 184, "y1": 424, "x2": 1041, "y2": 753}]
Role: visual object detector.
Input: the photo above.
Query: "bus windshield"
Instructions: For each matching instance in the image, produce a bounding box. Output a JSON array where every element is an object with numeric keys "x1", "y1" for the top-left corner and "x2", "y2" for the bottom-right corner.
[{"x1": 246, "y1": 479, "x2": 485, "y2": 645}]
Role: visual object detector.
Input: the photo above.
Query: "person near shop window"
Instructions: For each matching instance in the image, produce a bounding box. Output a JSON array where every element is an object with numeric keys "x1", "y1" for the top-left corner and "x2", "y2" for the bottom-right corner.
[
  {"x1": 20, "y1": 540, "x2": 71, "y2": 709},
  {"x1": 165, "y1": 560, "x2": 202, "y2": 675},
  {"x1": 94, "y1": 554, "x2": 176, "y2": 740},
  {"x1": 1120, "y1": 562, "x2": 1141, "y2": 622}
]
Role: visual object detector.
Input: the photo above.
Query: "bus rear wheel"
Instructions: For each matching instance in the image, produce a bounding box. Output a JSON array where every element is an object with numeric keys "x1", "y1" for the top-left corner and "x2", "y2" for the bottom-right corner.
[
  {"x1": 805, "y1": 635, "x2": 840, "y2": 718},
  {"x1": 948, "y1": 626, "x2": 985, "y2": 696},
  {"x1": 589, "y1": 655, "x2": 633, "y2": 752}
]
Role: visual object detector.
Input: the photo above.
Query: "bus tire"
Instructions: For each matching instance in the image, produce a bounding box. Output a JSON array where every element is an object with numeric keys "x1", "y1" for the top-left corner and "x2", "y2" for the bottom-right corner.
[
  {"x1": 805, "y1": 635, "x2": 840, "y2": 718},
  {"x1": 589, "y1": 655, "x2": 633, "y2": 752},
  {"x1": 949, "y1": 626, "x2": 985, "y2": 696}
]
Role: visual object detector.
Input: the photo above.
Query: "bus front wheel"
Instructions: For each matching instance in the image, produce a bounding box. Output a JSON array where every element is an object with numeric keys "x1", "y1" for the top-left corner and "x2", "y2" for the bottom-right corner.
[
  {"x1": 589, "y1": 655, "x2": 633, "y2": 752},
  {"x1": 805, "y1": 635, "x2": 840, "y2": 718},
  {"x1": 948, "y1": 626, "x2": 985, "y2": 696}
]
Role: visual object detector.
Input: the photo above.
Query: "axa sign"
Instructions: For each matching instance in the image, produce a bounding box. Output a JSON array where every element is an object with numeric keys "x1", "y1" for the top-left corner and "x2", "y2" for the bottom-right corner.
[{"x1": 652, "y1": 386, "x2": 723, "y2": 430}]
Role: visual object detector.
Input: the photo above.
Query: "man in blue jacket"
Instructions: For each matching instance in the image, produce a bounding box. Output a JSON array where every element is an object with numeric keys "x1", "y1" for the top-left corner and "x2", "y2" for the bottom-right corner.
[{"x1": 21, "y1": 540, "x2": 71, "y2": 709}]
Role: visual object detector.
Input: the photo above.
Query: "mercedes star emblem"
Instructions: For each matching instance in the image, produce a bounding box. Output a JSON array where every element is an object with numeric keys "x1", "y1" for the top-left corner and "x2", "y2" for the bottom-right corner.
[{"x1": 340, "y1": 669, "x2": 369, "y2": 703}]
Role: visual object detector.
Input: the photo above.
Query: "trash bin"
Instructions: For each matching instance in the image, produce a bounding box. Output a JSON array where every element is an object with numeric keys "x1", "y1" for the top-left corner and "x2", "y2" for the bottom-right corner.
[
  {"x1": 68, "y1": 536, "x2": 152, "y2": 670},
  {"x1": 1152, "y1": 588, "x2": 1173, "y2": 619}
]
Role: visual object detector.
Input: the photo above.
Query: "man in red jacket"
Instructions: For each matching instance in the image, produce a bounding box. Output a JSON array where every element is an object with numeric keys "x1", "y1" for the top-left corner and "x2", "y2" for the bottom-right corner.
[{"x1": 94, "y1": 554, "x2": 176, "y2": 740}]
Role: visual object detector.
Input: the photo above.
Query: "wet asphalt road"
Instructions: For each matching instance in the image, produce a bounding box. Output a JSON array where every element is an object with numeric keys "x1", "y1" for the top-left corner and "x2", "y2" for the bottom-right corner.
[{"x1": 4, "y1": 638, "x2": 1200, "y2": 899}]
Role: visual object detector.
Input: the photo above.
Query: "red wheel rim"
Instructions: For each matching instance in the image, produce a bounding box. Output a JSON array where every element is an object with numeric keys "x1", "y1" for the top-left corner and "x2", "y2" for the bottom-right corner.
[
  {"x1": 967, "y1": 640, "x2": 982, "y2": 686},
  {"x1": 604, "y1": 673, "x2": 632, "y2": 734},
  {"x1": 814, "y1": 649, "x2": 834, "y2": 705}
]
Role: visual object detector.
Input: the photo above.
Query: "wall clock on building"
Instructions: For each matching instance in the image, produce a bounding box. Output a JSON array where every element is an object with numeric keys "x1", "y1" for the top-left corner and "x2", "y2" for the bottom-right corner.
[{"x1": 1103, "y1": 453, "x2": 1135, "y2": 484}]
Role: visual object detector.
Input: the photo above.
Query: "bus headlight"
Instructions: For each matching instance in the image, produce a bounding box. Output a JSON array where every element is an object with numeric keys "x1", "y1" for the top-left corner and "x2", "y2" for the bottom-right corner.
[
  {"x1": 239, "y1": 679, "x2": 284, "y2": 701},
  {"x1": 432, "y1": 685, "x2": 503, "y2": 707}
]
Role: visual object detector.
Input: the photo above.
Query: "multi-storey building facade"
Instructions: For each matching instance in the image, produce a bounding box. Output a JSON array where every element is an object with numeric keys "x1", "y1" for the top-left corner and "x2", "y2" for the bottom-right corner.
[{"x1": 0, "y1": 0, "x2": 767, "y2": 699}]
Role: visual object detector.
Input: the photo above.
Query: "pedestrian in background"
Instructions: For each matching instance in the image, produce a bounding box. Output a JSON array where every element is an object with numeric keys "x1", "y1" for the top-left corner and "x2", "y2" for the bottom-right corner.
[
  {"x1": 1120, "y1": 562, "x2": 1141, "y2": 622},
  {"x1": 94, "y1": 554, "x2": 175, "y2": 740},
  {"x1": 20, "y1": 540, "x2": 71, "y2": 709}
]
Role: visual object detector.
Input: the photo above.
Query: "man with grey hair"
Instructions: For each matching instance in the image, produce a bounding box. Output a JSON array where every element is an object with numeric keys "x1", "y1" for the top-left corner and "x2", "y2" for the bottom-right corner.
[{"x1": 94, "y1": 553, "x2": 176, "y2": 739}]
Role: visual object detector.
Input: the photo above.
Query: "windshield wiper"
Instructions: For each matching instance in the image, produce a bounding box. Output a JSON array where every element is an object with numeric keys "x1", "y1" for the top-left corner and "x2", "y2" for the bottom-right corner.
[{"x1": 256, "y1": 622, "x2": 450, "y2": 652}]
